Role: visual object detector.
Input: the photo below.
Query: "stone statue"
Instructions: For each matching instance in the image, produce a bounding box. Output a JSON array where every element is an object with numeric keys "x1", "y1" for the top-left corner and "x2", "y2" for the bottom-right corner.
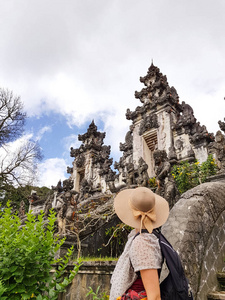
[
  {"x1": 176, "y1": 101, "x2": 196, "y2": 129},
  {"x1": 57, "y1": 199, "x2": 67, "y2": 235},
  {"x1": 64, "y1": 193, "x2": 77, "y2": 233},
  {"x1": 52, "y1": 180, "x2": 63, "y2": 193},
  {"x1": 125, "y1": 162, "x2": 136, "y2": 187},
  {"x1": 218, "y1": 118, "x2": 225, "y2": 134},
  {"x1": 208, "y1": 131, "x2": 225, "y2": 172},
  {"x1": 29, "y1": 190, "x2": 39, "y2": 203},
  {"x1": 79, "y1": 178, "x2": 92, "y2": 199},
  {"x1": 105, "y1": 169, "x2": 118, "y2": 193},
  {"x1": 137, "y1": 157, "x2": 149, "y2": 187},
  {"x1": 63, "y1": 178, "x2": 74, "y2": 191},
  {"x1": 18, "y1": 200, "x2": 26, "y2": 219},
  {"x1": 44, "y1": 196, "x2": 52, "y2": 217},
  {"x1": 120, "y1": 129, "x2": 133, "y2": 152},
  {"x1": 153, "y1": 149, "x2": 179, "y2": 208}
]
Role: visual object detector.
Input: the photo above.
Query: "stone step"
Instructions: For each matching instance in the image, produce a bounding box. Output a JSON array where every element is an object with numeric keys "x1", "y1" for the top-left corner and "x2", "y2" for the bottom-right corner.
[
  {"x1": 217, "y1": 272, "x2": 225, "y2": 291},
  {"x1": 207, "y1": 291, "x2": 225, "y2": 300}
]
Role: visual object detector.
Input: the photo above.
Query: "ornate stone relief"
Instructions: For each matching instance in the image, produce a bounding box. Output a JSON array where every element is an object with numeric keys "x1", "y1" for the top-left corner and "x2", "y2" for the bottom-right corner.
[
  {"x1": 153, "y1": 149, "x2": 179, "y2": 208},
  {"x1": 139, "y1": 113, "x2": 159, "y2": 135},
  {"x1": 218, "y1": 118, "x2": 225, "y2": 133}
]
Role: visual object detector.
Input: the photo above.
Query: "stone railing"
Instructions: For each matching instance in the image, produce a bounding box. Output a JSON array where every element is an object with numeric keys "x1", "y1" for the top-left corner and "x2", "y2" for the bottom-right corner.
[{"x1": 57, "y1": 260, "x2": 117, "y2": 300}]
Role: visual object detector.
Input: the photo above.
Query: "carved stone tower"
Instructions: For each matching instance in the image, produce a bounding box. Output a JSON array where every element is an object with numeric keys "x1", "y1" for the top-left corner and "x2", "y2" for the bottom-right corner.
[
  {"x1": 114, "y1": 63, "x2": 214, "y2": 187},
  {"x1": 69, "y1": 121, "x2": 113, "y2": 195}
]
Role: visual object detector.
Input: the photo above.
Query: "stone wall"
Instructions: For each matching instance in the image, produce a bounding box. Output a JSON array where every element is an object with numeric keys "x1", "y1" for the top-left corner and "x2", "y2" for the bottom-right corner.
[
  {"x1": 162, "y1": 180, "x2": 225, "y2": 300},
  {"x1": 58, "y1": 261, "x2": 116, "y2": 300},
  {"x1": 197, "y1": 211, "x2": 225, "y2": 299}
]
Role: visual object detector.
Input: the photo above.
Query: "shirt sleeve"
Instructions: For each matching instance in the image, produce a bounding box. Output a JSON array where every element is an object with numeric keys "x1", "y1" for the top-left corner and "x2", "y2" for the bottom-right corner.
[{"x1": 129, "y1": 233, "x2": 162, "y2": 272}]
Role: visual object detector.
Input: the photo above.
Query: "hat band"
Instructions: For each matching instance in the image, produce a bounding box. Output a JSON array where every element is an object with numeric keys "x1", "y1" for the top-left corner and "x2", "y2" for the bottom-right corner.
[{"x1": 129, "y1": 201, "x2": 156, "y2": 233}]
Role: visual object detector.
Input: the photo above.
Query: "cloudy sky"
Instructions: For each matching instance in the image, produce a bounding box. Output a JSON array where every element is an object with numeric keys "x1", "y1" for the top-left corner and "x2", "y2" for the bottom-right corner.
[{"x1": 0, "y1": 0, "x2": 224, "y2": 188}]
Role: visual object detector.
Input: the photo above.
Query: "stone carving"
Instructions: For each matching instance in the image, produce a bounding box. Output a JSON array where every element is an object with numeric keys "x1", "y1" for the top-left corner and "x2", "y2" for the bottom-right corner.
[
  {"x1": 190, "y1": 122, "x2": 213, "y2": 145},
  {"x1": 29, "y1": 190, "x2": 39, "y2": 203},
  {"x1": 208, "y1": 131, "x2": 225, "y2": 172},
  {"x1": 120, "y1": 129, "x2": 133, "y2": 152},
  {"x1": 124, "y1": 162, "x2": 136, "y2": 187},
  {"x1": 18, "y1": 200, "x2": 26, "y2": 219},
  {"x1": 65, "y1": 194, "x2": 77, "y2": 233},
  {"x1": 218, "y1": 118, "x2": 225, "y2": 133},
  {"x1": 67, "y1": 166, "x2": 73, "y2": 174},
  {"x1": 52, "y1": 180, "x2": 63, "y2": 193},
  {"x1": 105, "y1": 169, "x2": 117, "y2": 193},
  {"x1": 168, "y1": 144, "x2": 177, "y2": 162},
  {"x1": 78, "y1": 120, "x2": 105, "y2": 150},
  {"x1": 175, "y1": 101, "x2": 196, "y2": 130},
  {"x1": 93, "y1": 145, "x2": 113, "y2": 176},
  {"x1": 56, "y1": 191, "x2": 78, "y2": 235},
  {"x1": 43, "y1": 197, "x2": 52, "y2": 217},
  {"x1": 79, "y1": 178, "x2": 92, "y2": 199},
  {"x1": 63, "y1": 178, "x2": 74, "y2": 191},
  {"x1": 137, "y1": 157, "x2": 149, "y2": 187},
  {"x1": 76, "y1": 153, "x2": 85, "y2": 168},
  {"x1": 57, "y1": 199, "x2": 67, "y2": 235},
  {"x1": 153, "y1": 149, "x2": 179, "y2": 208},
  {"x1": 175, "y1": 137, "x2": 184, "y2": 151},
  {"x1": 136, "y1": 63, "x2": 180, "y2": 105},
  {"x1": 139, "y1": 113, "x2": 159, "y2": 135},
  {"x1": 67, "y1": 121, "x2": 114, "y2": 197},
  {"x1": 98, "y1": 158, "x2": 113, "y2": 176}
]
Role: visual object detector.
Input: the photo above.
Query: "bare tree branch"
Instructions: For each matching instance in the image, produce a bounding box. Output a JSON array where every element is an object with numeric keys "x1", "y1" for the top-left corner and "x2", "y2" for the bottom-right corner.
[
  {"x1": 0, "y1": 88, "x2": 26, "y2": 147},
  {"x1": 0, "y1": 88, "x2": 42, "y2": 188}
]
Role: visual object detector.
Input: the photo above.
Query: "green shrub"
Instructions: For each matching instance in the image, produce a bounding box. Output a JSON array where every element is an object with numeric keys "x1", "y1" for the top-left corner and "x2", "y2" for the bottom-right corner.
[
  {"x1": 171, "y1": 155, "x2": 218, "y2": 194},
  {"x1": 105, "y1": 223, "x2": 132, "y2": 257},
  {"x1": 0, "y1": 279, "x2": 7, "y2": 299},
  {"x1": 0, "y1": 202, "x2": 82, "y2": 299},
  {"x1": 86, "y1": 286, "x2": 109, "y2": 300}
]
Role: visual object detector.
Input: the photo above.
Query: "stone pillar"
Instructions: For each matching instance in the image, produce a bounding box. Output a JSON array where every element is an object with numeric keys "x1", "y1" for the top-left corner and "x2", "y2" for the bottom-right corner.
[{"x1": 133, "y1": 121, "x2": 143, "y2": 166}]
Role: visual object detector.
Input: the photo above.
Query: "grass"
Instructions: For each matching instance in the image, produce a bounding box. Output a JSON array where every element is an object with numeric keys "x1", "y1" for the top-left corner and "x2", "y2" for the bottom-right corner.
[{"x1": 79, "y1": 256, "x2": 118, "y2": 262}]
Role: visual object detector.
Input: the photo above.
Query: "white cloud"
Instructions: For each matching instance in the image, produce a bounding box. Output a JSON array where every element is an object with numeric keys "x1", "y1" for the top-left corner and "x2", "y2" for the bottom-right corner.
[
  {"x1": 36, "y1": 126, "x2": 52, "y2": 141},
  {"x1": 35, "y1": 158, "x2": 67, "y2": 188},
  {"x1": 62, "y1": 134, "x2": 81, "y2": 152},
  {"x1": 0, "y1": 0, "x2": 225, "y2": 187}
]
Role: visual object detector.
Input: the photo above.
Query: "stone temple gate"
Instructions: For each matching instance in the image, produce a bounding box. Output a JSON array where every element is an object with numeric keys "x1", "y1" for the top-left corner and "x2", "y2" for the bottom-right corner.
[
  {"x1": 26, "y1": 63, "x2": 225, "y2": 300},
  {"x1": 63, "y1": 63, "x2": 220, "y2": 207}
]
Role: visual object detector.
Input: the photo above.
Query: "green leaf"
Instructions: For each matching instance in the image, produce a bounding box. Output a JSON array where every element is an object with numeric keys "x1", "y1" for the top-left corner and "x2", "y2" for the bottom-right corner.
[
  {"x1": 56, "y1": 283, "x2": 62, "y2": 290},
  {"x1": 9, "y1": 265, "x2": 18, "y2": 272},
  {"x1": 49, "y1": 288, "x2": 56, "y2": 297}
]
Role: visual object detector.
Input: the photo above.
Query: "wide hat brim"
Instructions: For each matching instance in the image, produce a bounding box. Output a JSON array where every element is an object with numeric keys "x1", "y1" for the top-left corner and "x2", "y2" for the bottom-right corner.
[{"x1": 114, "y1": 187, "x2": 169, "y2": 230}]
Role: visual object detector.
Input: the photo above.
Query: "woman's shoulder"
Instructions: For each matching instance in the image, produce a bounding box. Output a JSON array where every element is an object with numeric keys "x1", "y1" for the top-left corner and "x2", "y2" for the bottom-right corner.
[
  {"x1": 133, "y1": 231, "x2": 159, "y2": 244},
  {"x1": 130, "y1": 231, "x2": 161, "y2": 255},
  {"x1": 129, "y1": 231, "x2": 162, "y2": 271}
]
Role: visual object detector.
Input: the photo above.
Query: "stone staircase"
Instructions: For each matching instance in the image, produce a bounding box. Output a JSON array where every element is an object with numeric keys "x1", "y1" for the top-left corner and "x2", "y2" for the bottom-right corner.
[{"x1": 207, "y1": 272, "x2": 225, "y2": 300}]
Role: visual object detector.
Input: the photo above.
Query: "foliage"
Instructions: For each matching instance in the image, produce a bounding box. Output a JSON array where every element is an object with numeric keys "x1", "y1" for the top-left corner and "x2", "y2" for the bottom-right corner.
[
  {"x1": 86, "y1": 286, "x2": 109, "y2": 300},
  {"x1": 80, "y1": 256, "x2": 117, "y2": 262},
  {"x1": 171, "y1": 155, "x2": 218, "y2": 194},
  {"x1": 0, "y1": 279, "x2": 7, "y2": 299},
  {"x1": 0, "y1": 184, "x2": 53, "y2": 211},
  {"x1": 0, "y1": 202, "x2": 82, "y2": 299},
  {"x1": 105, "y1": 223, "x2": 132, "y2": 257},
  {"x1": 148, "y1": 177, "x2": 158, "y2": 191}
]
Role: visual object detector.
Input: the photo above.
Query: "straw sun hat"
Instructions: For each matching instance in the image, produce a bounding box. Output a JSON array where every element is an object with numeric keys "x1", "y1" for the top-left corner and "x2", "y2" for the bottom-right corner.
[{"x1": 114, "y1": 187, "x2": 169, "y2": 233}]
